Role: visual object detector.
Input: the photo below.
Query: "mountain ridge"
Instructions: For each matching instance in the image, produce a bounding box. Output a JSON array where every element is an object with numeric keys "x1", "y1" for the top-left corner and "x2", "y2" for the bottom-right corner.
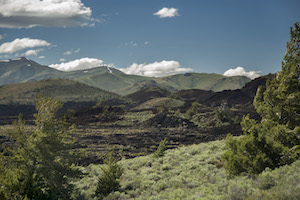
[{"x1": 0, "y1": 57, "x2": 252, "y2": 95}]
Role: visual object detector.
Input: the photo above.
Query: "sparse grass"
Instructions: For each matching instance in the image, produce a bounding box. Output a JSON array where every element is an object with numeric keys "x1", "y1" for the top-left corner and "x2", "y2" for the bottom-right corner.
[
  {"x1": 133, "y1": 98, "x2": 185, "y2": 110},
  {"x1": 73, "y1": 139, "x2": 300, "y2": 200},
  {"x1": 110, "y1": 111, "x2": 155, "y2": 126}
]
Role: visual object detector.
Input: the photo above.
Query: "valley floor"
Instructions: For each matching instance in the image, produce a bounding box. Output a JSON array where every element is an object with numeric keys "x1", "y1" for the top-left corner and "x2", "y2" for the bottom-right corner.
[{"x1": 0, "y1": 122, "x2": 241, "y2": 166}]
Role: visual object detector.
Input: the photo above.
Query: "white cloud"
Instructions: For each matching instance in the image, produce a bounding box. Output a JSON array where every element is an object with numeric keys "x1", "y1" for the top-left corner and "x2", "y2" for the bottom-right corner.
[
  {"x1": 59, "y1": 58, "x2": 66, "y2": 62},
  {"x1": 0, "y1": 38, "x2": 51, "y2": 54},
  {"x1": 64, "y1": 48, "x2": 80, "y2": 55},
  {"x1": 223, "y1": 66, "x2": 261, "y2": 79},
  {"x1": 126, "y1": 42, "x2": 137, "y2": 47},
  {"x1": 64, "y1": 50, "x2": 72, "y2": 55},
  {"x1": 119, "y1": 60, "x2": 192, "y2": 77},
  {"x1": 74, "y1": 48, "x2": 80, "y2": 53},
  {"x1": 49, "y1": 57, "x2": 104, "y2": 71},
  {"x1": 39, "y1": 56, "x2": 45, "y2": 59},
  {"x1": 0, "y1": 0, "x2": 93, "y2": 28},
  {"x1": 154, "y1": 7, "x2": 179, "y2": 18},
  {"x1": 24, "y1": 48, "x2": 43, "y2": 56}
]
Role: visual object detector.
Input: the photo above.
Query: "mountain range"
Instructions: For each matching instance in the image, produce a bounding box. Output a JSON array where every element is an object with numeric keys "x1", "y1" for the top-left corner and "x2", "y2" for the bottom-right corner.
[{"x1": 0, "y1": 57, "x2": 251, "y2": 95}]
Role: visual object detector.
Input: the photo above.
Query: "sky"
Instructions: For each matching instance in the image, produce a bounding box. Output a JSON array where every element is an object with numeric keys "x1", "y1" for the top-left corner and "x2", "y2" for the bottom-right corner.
[{"x1": 0, "y1": 0, "x2": 299, "y2": 79}]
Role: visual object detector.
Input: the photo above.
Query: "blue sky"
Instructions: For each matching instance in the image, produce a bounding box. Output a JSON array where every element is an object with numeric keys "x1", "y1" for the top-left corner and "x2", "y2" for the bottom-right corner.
[{"x1": 0, "y1": 0, "x2": 299, "y2": 78}]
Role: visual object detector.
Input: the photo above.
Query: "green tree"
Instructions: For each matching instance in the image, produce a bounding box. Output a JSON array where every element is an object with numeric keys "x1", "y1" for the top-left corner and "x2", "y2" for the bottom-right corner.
[
  {"x1": 0, "y1": 96, "x2": 81, "y2": 199},
  {"x1": 153, "y1": 138, "x2": 168, "y2": 158},
  {"x1": 223, "y1": 23, "x2": 300, "y2": 177},
  {"x1": 95, "y1": 152, "x2": 123, "y2": 198},
  {"x1": 185, "y1": 102, "x2": 202, "y2": 119}
]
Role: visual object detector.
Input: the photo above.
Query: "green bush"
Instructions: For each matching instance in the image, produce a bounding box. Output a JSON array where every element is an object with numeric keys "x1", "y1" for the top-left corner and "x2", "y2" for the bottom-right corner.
[{"x1": 214, "y1": 101, "x2": 232, "y2": 123}]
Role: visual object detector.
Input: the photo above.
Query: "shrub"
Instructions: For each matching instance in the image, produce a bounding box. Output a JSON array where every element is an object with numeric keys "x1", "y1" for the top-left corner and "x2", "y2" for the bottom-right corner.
[{"x1": 214, "y1": 101, "x2": 232, "y2": 123}]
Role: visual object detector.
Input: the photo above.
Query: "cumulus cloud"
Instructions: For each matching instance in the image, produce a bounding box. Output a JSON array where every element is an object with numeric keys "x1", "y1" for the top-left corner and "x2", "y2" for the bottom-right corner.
[
  {"x1": 59, "y1": 58, "x2": 66, "y2": 62},
  {"x1": 49, "y1": 57, "x2": 104, "y2": 71},
  {"x1": 119, "y1": 60, "x2": 192, "y2": 77},
  {"x1": 24, "y1": 48, "x2": 43, "y2": 56},
  {"x1": 64, "y1": 48, "x2": 80, "y2": 55},
  {"x1": 64, "y1": 51, "x2": 72, "y2": 55},
  {"x1": 223, "y1": 66, "x2": 261, "y2": 79},
  {"x1": 0, "y1": 38, "x2": 51, "y2": 54},
  {"x1": 74, "y1": 48, "x2": 80, "y2": 53},
  {"x1": 154, "y1": 7, "x2": 179, "y2": 18},
  {"x1": 0, "y1": 0, "x2": 92, "y2": 28},
  {"x1": 125, "y1": 42, "x2": 137, "y2": 47}
]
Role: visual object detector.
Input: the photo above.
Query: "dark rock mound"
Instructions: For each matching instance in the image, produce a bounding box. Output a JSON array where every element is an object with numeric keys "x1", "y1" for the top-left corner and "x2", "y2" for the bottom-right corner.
[
  {"x1": 173, "y1": 89, "x2": 214, "y2": 101},
  {"x1": 126, "y1": 86, "x2": 171, "y2": 104},
  {"x1": 69, "y1": 106, "x2": 125, "y2": 125},
  {"x1": 207, "y1": 90, "x2": 251, "y2": 107}
]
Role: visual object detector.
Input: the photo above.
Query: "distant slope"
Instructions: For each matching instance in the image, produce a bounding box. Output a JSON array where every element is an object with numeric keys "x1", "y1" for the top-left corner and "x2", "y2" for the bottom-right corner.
[
  {"x1": 173, "y1": 75, "x2": 270, "y2": 107},
  {"x1": 156, "y1": 73, "x2": 251, "y2": 92},
  {"x1": 0, "y1": 57, "x2": 124, "y2": 85},
  {"x1": 113, "y1": 80, "x2": 175, "y2": 96},
  {"x1": 0, "y1": 57, "x2": 62, "y2": 85},
  {"x1": 77, "y1": 73, "x2": 251, "y2": 95},
  {"x1": 0, "y1": 78, "x2": 120, "y2": 105},
  {"x1": 74, "y1": 73, "x2": 154, "y2": 92}
]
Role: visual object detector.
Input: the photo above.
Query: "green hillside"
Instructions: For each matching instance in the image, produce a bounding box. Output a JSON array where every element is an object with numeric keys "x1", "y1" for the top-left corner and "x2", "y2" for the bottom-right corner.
[
  {"x1": 0, "y1": 57, "x2": 62, "y2": 85},
  {"x1": 74, "y1": 138, "x2": 300, "y2": 199},
  {"x1": 0, "y1": 78, "x2": 120, "y2": 105},
  {"x1": 113, "y1": 80, "x2": 171, "y2": 96},
  {"x1": 75, "y1": 73, "x2": 154, "y2": 92},
  {"x1": 156, "y1": 73, "x2": 251, "y2": 92},
  {"x1": 76, "y1": 72, "x2": 250, "y2": 95}
]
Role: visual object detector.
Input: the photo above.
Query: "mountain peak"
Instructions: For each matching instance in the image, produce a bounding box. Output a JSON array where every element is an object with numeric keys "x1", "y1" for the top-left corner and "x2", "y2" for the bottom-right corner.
[{"x1": 0, "y1": 57, "x2": 30, "y2": 63}]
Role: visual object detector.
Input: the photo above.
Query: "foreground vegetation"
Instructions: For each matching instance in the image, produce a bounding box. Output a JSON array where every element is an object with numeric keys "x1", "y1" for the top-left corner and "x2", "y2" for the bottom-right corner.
[{"x1": 74, "y1": 139, "x2": 300, "y2": 200}]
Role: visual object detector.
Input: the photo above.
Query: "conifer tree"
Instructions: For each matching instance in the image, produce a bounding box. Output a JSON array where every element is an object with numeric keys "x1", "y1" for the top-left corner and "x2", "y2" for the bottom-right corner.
[
  {"x1": 0, "y1": 96, "x2": 81, "y2": 199},
  {"x1": 95, "y1": 152, "x2": 123, "y2": 198},
  {"x1": 223, "y1": 23, "x2": 300, "y2": 176}
]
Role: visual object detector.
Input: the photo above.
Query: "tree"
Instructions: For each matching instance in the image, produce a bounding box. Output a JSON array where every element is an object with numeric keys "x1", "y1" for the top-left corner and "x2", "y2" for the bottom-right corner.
[
  {"x1": 222, "y1": 23, "x2": 300, "y2": 177},
  {"x1": 185, "y1": 102, "x2": 202, "y2": 119},
  {"x1": 0, "y1": 96, "x2": 81, "y2": 199},
  {"x1": 95, "y1": 152, "x2": 123, "y2": 198},
  {"x1": 153, "y1": 138, "x2": 168, "y2": 158}
]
